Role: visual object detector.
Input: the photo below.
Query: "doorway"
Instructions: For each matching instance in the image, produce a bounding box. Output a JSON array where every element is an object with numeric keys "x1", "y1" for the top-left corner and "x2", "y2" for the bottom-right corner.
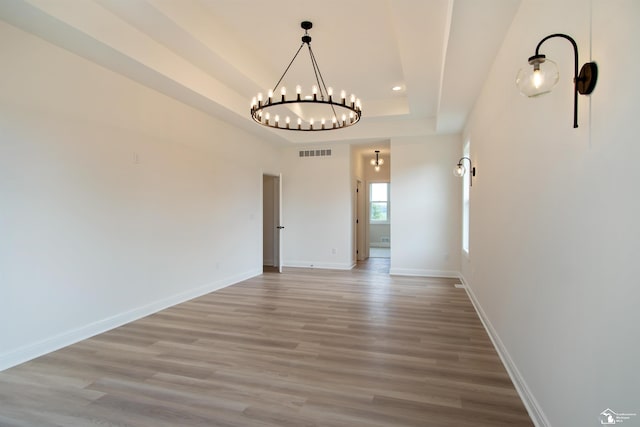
[
  {"x1": 263, "y1": 174, "x2": 283, "y2": 272},
  {"x1": 355, "y1": 179, "x2": 367, "y2": 261},
  {"x1": 368, "y1": 181, "x2": 390, "y2": 259}
]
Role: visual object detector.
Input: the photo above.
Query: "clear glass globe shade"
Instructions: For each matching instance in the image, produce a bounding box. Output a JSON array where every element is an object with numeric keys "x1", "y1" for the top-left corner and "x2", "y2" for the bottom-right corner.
[
  {"x1": 453, "y1": 164, "x2": 465, "y2": 177},
  {"x1": 516, "y1": 58, "x2": 559, "y2": 97}
]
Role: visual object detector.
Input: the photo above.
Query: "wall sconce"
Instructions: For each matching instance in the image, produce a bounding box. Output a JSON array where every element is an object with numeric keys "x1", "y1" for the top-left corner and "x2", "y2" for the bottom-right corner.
[
  {"x1": 516, "y1": 33, "x2": 597, "y2": 128},
  {"x1": 370, "y1": 150, "x2": 384, "y2": 172},
  {"x1": 454, "y1": 157, "x2": 475, "y2": 186}
]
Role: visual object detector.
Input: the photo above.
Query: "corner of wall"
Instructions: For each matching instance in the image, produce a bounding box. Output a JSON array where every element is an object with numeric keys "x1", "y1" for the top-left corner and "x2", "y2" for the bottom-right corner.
[{"x1": 457, "y1": 274, "x2": 550, "y2": 427}]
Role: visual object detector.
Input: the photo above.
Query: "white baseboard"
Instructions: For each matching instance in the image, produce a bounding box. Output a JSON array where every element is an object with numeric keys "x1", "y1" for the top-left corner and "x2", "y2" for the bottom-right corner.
[
  {"x1": 457, "y1": 274, "x2": 550, "y2": 427},
  {"x1": 389, "y1": 267, "x2": 459, "y2": 278},
  {"x1": 284, "y1": 261, "x2": 355, "y2": 270},
  {"x1": 0, "y1": 268, "x2": 261, "y2": 372}
]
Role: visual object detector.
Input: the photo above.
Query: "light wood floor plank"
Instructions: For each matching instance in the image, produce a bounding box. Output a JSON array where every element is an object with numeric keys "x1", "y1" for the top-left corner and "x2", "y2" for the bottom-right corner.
[{"x1": 0, "y1": 263, "x2": 533, "y2": 426}]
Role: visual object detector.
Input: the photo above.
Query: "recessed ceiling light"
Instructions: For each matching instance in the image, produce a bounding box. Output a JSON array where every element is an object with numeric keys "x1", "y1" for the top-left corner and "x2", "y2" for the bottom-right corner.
[{"x1": 392, "y1": 85, "x2": 402, "y2": 91}]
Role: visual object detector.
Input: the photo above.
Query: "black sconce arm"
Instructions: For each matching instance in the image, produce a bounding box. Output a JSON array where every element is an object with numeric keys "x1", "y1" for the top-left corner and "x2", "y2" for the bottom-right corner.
[
  {"x1": 532, "y1": 33, "x2": 597, "y2": 128},
  {"x1": 456, "y1": 157, "x2": 476, "y2": 187},
  {"x1": 534, "y1": 34, "x2": 580, "y2": 128},
  {"x1": 535, "y1": 33, "x2": 579, "y2": 82}
]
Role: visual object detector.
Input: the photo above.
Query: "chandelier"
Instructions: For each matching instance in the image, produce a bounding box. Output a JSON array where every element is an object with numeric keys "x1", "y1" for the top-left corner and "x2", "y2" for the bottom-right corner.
[
  {"x1": 371, "y1": 150, "x2": 384, "y2": 172},
  {"x1": 250, "y1": 21, "x2": 362, "y2": 131}
]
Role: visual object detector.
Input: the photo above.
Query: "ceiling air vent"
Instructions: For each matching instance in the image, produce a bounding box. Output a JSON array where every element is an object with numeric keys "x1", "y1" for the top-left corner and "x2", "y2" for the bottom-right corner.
[{"x1": 299, "y1": 149, "x2": 332, "y2": 158}]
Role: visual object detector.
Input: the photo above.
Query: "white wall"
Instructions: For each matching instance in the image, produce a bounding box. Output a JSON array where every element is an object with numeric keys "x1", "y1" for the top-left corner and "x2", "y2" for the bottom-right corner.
[
  {"x1": 282, "y1": 144, "x2": 353, "y2": 269},
  {"x1": 390, "y1": 135, "x2": 462, "y2": 277},
  {"x1": 369, "y1": 224, "x2": 390, "y2": 248},
  {"x1": 0, "y1": 22, "x2": 280, "y2": 370},
  {"x1": 461, "y1": 1, "x2": 640, "y2": 426}
]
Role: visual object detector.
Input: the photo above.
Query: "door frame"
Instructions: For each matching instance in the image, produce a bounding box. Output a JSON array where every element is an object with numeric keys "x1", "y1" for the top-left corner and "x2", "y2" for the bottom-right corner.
[
  {"x1": 367, "y1": 180, "x2": 391, "y2": 258},
  {"x1": 262, "y1": 173, "x2": 283, "y2": 272},
  {"x1": 356, "y1": 179, "x2": 366, "y2": 261}
]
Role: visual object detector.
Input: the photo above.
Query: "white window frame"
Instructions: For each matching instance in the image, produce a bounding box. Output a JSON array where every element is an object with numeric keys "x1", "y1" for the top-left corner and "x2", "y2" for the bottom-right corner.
[{"x1": 369, "y1": 181, "x2": 390, "y2": 225}]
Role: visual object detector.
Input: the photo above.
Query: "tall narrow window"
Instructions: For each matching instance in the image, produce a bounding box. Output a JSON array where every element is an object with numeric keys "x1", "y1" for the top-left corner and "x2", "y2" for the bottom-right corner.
[
  {"x1": 370, "y1": 182, "x2": 389, "y2": 223},
  {"x1": 461, "y1": 141, "x2": 470, "y2": 255}
]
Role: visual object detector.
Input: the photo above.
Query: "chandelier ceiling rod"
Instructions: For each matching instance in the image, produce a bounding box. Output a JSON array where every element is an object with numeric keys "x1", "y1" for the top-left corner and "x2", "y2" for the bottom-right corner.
[{"x1": 270, "y1": 22, "x2": 338, "y2": 122}]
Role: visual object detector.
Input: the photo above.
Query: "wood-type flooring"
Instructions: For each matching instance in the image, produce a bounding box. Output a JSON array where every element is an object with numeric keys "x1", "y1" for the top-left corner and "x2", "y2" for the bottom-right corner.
[{"x1": 0, "y1": 265, "x2": 533, "y2": 426}]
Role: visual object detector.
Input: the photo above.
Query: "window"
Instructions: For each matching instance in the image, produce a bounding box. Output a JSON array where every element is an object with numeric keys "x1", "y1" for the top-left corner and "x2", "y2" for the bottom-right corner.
[
  {"x1": 370, "y1": 182, "x2": 389, "y2": 223},
  {"x1": 462, "y1": 141, "x2": 470, "y2": 255}
]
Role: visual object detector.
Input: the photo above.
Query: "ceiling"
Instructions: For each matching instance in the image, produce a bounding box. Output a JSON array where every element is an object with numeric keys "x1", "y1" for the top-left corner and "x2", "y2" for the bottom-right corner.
[{"x1": 0, "y1": 0, "x2": 521, "y2": 146}]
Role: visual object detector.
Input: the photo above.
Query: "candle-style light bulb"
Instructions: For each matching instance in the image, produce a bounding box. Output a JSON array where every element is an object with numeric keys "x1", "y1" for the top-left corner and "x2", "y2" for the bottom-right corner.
[
  {"x1": 275, "y1": 115, "x2": 279, "y2": 126},
  {"x1": 286, "y1": 116, "x2": 290, "y2": 128},
  {"x1": 327, "y1": 87, "x2": 333, "y2": 98},
  {"x1": 332, "y1": 116, "x2": 337, "y2": 128},
  {"x1": 267, "y1": 89, "x2": 273, "y2": 101},
  {"x1": 281, "y1": 87, "x2": 286, "y2": 101},
  {"x1": 341, "y1": 114, "x2": 346, "y2": 126},
  {"x1": 257, "y1": 93, "x2": 263, "y2": 106},
  {"x1": 532, "y1": 68, "x2": 543, "y2": 89},
  {"x1": 296, "y1": 85, "x2": 302, "y2": 101},
  {"x1": 251, "y1": 97, "x2": 257, "y2": 107},
  {"x1": 297, "y1": 117, "x2": 302, "y2": 129}
]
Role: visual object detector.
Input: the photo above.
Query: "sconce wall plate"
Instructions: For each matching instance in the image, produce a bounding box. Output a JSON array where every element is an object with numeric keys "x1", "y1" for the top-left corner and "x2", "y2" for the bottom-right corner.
[{"x1": 576, "y1": 62, "x2": 598, "y2": 95}]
